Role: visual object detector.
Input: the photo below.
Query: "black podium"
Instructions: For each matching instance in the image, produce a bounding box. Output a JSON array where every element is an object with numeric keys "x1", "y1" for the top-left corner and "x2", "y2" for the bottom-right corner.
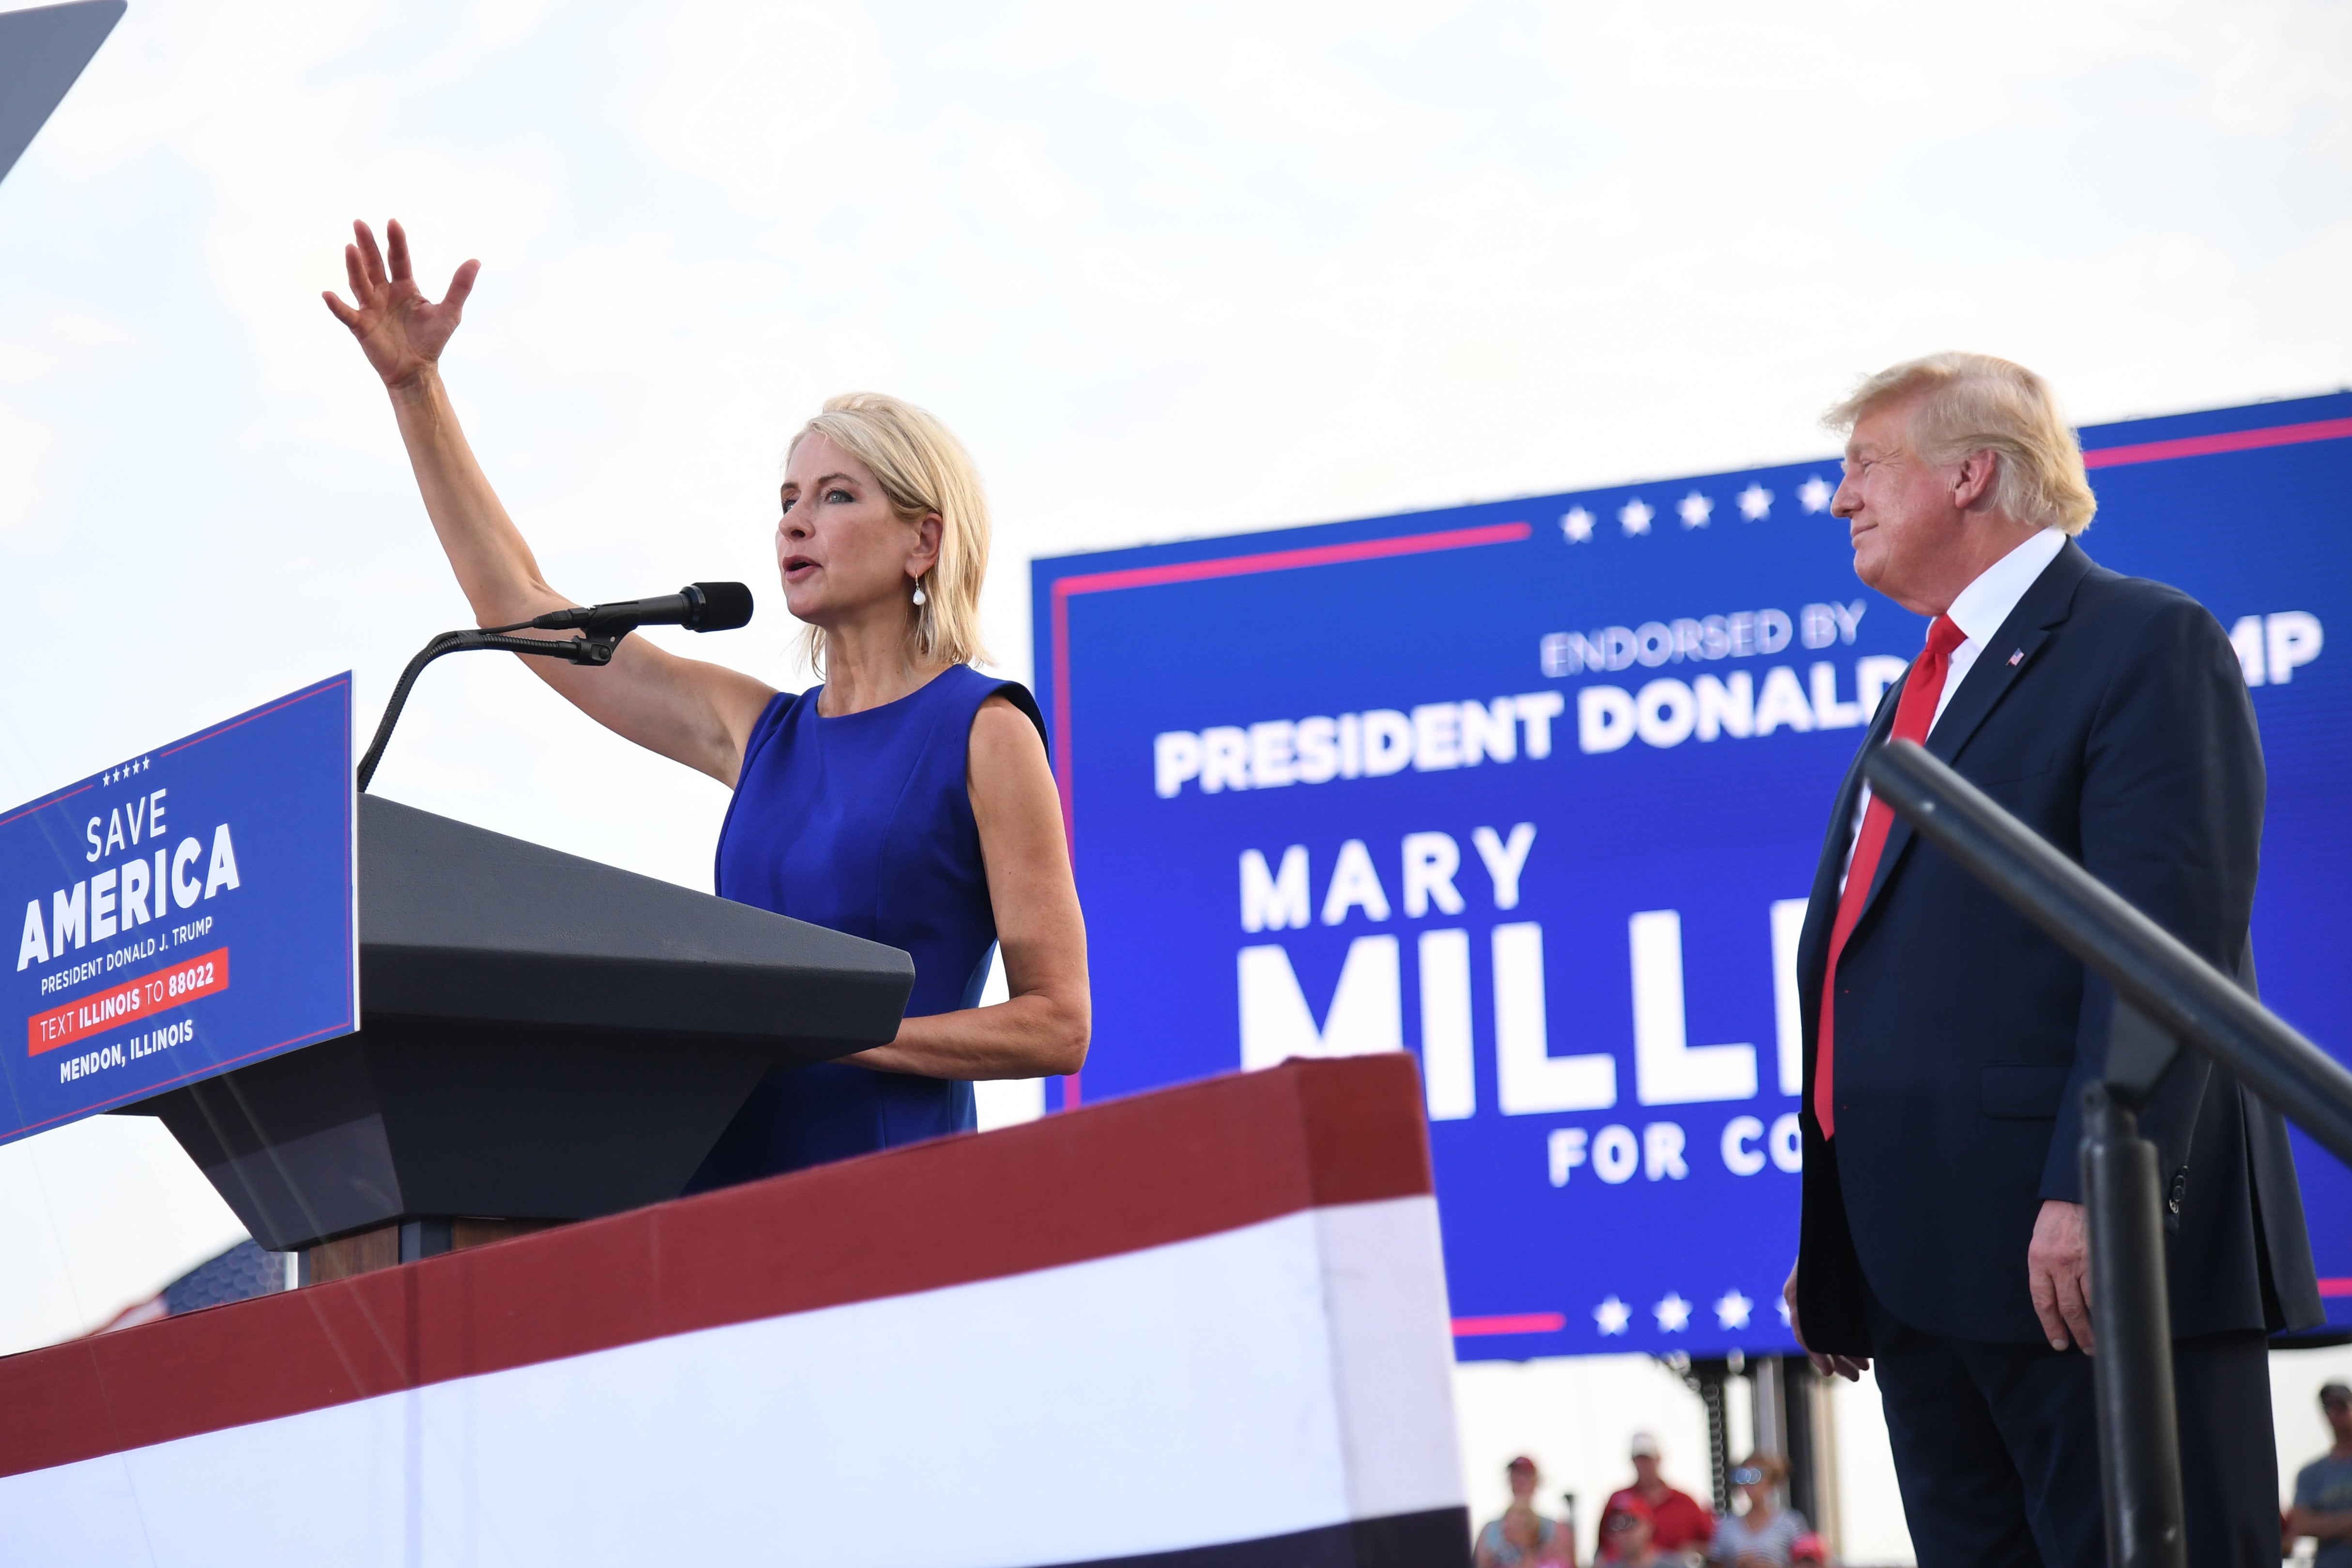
[{"x1": 123, "y1": 795, "x2": 913, "y2": 1280}]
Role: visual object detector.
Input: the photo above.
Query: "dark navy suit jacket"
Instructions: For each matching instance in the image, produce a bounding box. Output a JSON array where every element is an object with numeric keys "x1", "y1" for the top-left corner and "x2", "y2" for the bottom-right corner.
[{"x1": 1793, "y1": 538, "x2": 2322, "y2": 1353}]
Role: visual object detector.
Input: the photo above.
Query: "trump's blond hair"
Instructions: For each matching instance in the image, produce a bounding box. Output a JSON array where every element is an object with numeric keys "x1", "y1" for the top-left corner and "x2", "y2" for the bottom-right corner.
[
  {"x1": 789, "y1": 392, "x2": 993, "y2": 674},
  {"x1": 1826, "y1": 352, "x2": 2097, "y2": 535}
]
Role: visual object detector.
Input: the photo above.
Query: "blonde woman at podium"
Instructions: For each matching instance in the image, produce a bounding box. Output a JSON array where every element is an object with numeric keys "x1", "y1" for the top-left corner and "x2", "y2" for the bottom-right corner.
[{"x1": 325, "y1": 219, "x2": 1089, "y2": 1182}]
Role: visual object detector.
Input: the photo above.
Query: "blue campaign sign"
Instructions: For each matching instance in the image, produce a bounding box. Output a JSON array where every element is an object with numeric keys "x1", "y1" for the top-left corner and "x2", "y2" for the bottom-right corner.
[
  {"x1": 2, "y1": 675, "x2": 358, "y2": 1143},
  {"x1": 1036, "y1": 393, "x2": 2352, "y2": 1359}
]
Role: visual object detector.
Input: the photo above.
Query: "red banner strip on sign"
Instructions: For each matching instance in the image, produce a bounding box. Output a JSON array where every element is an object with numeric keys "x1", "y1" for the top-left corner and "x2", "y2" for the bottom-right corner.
[{"x1": 26, "y1": 948, "x2": 227, "y2": 1057}]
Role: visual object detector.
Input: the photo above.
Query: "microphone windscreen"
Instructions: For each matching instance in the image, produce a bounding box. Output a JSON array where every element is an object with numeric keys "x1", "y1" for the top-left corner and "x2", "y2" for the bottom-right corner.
[{"x1": 688, "y1": 581, "x2": 755, "y2": 632}]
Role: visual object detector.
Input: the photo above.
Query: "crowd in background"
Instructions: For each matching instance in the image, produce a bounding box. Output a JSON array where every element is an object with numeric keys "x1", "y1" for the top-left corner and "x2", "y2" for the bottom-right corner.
[
  {"x1": 1473, "y1": 1435, "x2": 1826, "y2": 1568},
  {"x1": 1485, "y1": 1381, "x2": 2352, "y2": 1567}
]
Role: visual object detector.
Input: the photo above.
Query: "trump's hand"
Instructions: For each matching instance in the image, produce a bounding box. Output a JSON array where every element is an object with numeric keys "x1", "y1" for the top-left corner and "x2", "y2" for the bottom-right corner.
[
  {"x1": 2028, "y1": 1199, "x2": 2094, "y2": 1353},
  {"x1": 1783, "y1": 1260, "x2": 1868, "y2": 1382}
]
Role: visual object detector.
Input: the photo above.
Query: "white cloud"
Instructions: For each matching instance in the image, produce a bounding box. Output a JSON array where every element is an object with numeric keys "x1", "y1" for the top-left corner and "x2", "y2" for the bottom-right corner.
[{"x1": 608, "y1": 0, "x2": 874, "y2": 211}]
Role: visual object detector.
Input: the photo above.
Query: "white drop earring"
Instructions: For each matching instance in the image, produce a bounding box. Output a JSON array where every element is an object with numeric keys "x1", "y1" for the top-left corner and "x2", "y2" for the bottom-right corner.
[{"x1": 911, "y1": 582, "x2": 927, "y2": 607}]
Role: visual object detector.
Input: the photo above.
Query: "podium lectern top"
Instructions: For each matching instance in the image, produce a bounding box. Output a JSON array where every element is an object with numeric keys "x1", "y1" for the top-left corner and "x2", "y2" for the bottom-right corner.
[
  {"x1": 132, "y1": 795, "x2": 916, "y2": 1255},
  {"x1": 359, "y1": 795, "x2": 912, "y2": 1042}
]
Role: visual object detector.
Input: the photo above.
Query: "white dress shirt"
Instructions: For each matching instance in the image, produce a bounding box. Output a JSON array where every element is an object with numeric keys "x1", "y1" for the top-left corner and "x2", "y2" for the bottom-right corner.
[{"x1": 1841, "y1": 526, "x2": 2069, "y2": 887}]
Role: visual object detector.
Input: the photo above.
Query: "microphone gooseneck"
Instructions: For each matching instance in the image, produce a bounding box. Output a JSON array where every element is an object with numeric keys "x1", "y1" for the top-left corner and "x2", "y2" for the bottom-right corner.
[{"x1": 358, "y1": 582, "x2": 756, "y2": 792}]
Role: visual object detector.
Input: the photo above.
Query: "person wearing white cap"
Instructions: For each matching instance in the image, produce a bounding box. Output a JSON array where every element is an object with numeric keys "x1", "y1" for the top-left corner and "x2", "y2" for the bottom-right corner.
[{"x1": 1598, "y1": 1432, "x2": 1711, "y2": 1560}]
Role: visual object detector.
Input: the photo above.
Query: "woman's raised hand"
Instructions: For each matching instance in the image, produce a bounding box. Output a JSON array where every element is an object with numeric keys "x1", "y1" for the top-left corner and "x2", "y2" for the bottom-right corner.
[{"x1": 323, "y1": 219, "x2": 479, "y2": 390}]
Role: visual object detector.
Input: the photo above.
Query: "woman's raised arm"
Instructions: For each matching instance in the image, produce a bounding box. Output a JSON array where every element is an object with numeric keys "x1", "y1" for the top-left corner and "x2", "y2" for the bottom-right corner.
[{"x1": 325, "y1": 219, "x2": 775, "y2": 786}]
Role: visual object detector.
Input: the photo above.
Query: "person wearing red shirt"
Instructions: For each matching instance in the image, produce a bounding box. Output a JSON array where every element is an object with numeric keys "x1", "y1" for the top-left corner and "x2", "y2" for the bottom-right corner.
[{"x1": 1599, "y1": 1432, "x2": 1713, "y2": 1559}]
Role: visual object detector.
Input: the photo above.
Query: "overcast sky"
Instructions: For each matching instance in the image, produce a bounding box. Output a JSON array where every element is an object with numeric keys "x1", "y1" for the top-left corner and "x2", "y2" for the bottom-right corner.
[{"x1": 1, "y1": 0, "x2": 2347, "y2": 1345}]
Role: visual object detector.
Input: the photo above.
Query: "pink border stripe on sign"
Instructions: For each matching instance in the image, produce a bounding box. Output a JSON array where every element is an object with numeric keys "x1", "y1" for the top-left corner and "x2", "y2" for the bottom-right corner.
[
  {"x1": 1451, "y1": 1312, "x2": 1567, "y2": 1337},
  {"x1": 2082, "y1": 416, "x2": 2352, "y2": 470}
]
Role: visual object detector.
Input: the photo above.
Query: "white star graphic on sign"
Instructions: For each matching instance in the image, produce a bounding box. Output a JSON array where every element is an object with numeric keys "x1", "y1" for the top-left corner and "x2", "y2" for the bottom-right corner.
[
  {"x1": 1738, "y1": 484, "x2": 1772, "y2": 521},
  {"x1": 1561, "y1": 507, "x2": 1595, "y2": 543},
  {"x1": 1777, "y1": 1294, "x2": 1792, "y2": 1325},
  {"x1": 1594, "y1": 1295, "x2": 1632, "y2": 1335},
  {"x1": 1619, "y1": 499, "x2": 1653, "y2": 536},
  {"x1": 1678, "y1": 491, "x2": 1713, "y2": 529},
  {"x1": 1799, "y1": 475, "x2": 1833, "y2": 513},
  {"x1": 1654, "y1": 1292, "x2": 1692, "y2": 1332},
  {"x1": 1714, "y1": 1289, "x2": 1754, "y2": 1330}
]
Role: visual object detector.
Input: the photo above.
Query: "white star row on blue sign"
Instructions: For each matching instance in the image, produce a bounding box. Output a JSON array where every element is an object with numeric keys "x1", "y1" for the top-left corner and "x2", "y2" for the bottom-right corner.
[
  {"x1": 102, "y1": 756, "x2": 154, "y2": 787},
  {"x1": 1560, "y1": 475, "x2": 1836, "y2": 543},
  {"x1": 1589, "y1": 1288, "x2": 1792, "y2": 1335}
]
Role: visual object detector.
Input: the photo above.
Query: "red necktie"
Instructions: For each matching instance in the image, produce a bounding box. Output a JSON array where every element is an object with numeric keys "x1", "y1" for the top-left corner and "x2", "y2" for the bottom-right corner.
[{"x1": 1815, "y1": 614, "x2": 1967, "y2": 1138}]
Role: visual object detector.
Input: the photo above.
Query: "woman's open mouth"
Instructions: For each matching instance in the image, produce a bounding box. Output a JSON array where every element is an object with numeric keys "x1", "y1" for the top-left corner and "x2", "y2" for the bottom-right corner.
[{"x1": 781, "y1": 555, "x2": 819, "y2": 584}]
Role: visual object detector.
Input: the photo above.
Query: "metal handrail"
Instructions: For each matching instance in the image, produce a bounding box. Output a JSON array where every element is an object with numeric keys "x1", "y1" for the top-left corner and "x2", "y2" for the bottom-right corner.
[
  {"x1": 1860, "y1": 738, "x2": 2352, "y2": 1568},
  {"x1": 1863, "y1": 740, "x2": 2352, "y2": 1163}
]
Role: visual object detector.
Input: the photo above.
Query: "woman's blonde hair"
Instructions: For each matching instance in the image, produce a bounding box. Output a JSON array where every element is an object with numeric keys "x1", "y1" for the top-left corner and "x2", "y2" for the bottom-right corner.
[
  {"x1": 788, "y1": 391, "x2": 992, "y2": 674},
  {"x1": 1824, "y1": 352, "x2": 2097, "y2": 535}
]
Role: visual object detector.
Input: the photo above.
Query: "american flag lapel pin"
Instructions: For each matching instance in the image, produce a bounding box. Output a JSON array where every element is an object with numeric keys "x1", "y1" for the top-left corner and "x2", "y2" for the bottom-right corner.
[{"x1": 2008, "y1": 649, "x2": 2024, "y2": 666}]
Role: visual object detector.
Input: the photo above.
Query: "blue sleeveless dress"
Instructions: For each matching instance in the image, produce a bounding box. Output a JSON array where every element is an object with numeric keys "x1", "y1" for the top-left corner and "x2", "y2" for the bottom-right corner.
[{"x1": 687, "y1": 664, "x2": 1042, "y2": 1186}]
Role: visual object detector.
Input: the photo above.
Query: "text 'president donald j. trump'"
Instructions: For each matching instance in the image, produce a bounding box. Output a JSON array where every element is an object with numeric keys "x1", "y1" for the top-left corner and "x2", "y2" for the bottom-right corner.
[{"x1": 1779, "y1": 353, "x2": 2321, "y2": 1567}]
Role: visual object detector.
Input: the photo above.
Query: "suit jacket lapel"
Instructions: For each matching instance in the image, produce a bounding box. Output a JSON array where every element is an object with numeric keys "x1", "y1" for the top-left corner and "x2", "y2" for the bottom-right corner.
[{"x1": 1857, "y1": 539, "x2": 2096, "y2": 922}]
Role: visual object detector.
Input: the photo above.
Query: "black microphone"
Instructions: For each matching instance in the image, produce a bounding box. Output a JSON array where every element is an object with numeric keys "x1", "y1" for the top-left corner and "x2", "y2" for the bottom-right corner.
[
  {"x1": 355, "y1": 583, "x2": 756, "y2": 792},
  {"x1": 528, "y1": 581, "x2": 755, "y2": 636}
]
